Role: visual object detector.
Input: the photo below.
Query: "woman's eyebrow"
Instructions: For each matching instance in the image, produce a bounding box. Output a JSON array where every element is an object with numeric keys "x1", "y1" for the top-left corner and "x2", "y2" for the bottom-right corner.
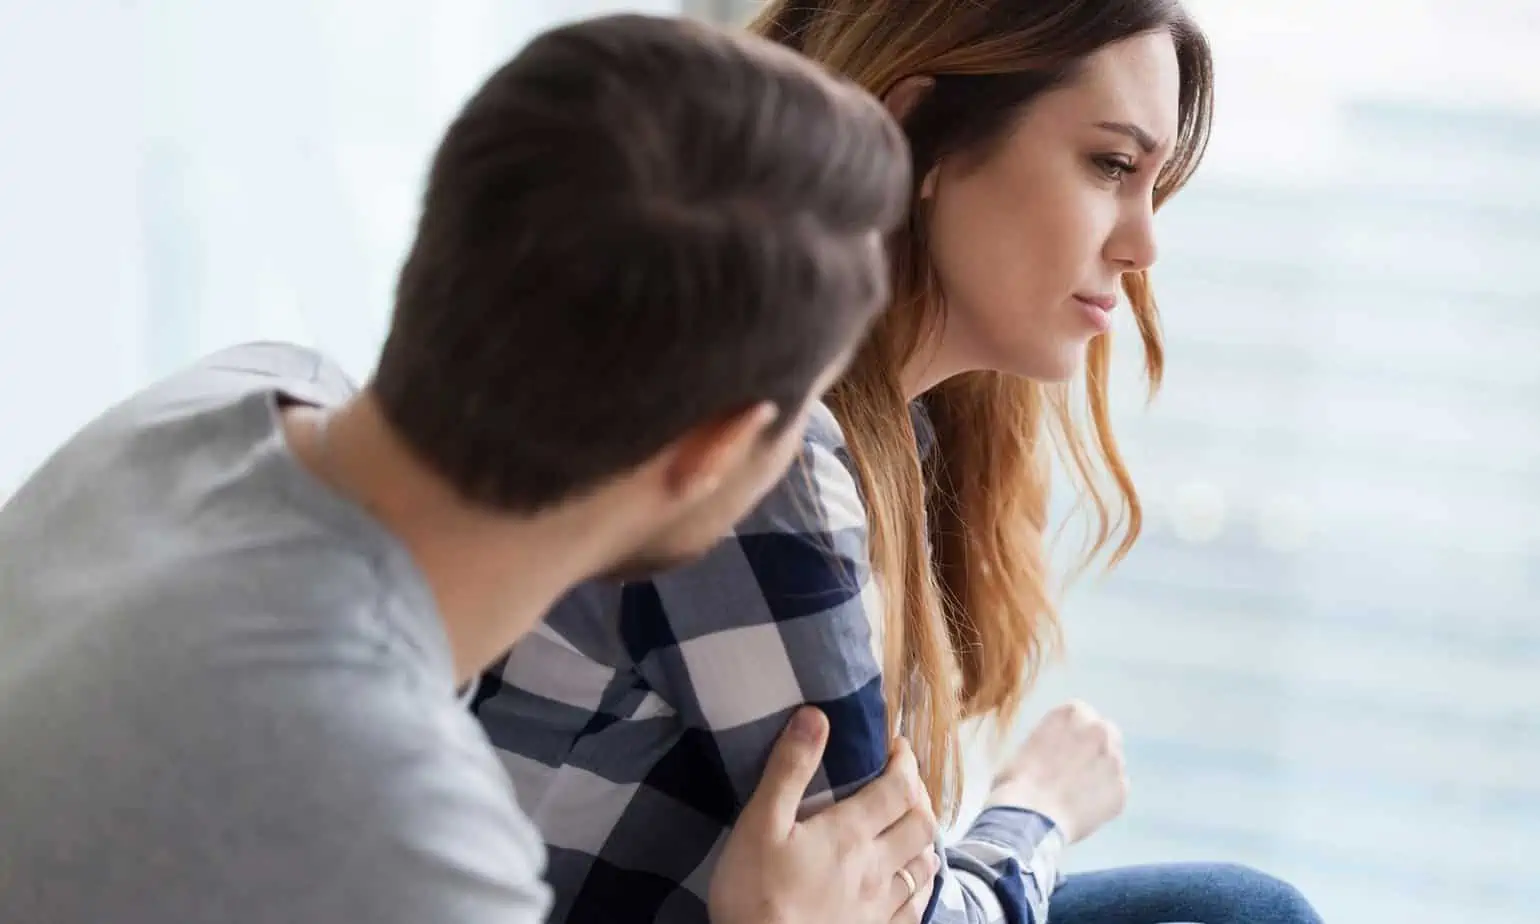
[{"x1": 1094, "y1": 120, "x2": 1159, "y2": 154}]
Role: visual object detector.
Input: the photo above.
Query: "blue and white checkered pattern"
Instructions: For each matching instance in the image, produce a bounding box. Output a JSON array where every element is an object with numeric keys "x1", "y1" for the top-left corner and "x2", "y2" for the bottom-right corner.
[{"x1": 474, "y1": 402, "x2": 1063, "y2": 923}]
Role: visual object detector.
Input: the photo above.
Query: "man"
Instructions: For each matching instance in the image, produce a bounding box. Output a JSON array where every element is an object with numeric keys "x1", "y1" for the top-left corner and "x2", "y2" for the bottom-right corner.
[{"x1": 0, "y1": 14, "x2": 937, "y2": 923}]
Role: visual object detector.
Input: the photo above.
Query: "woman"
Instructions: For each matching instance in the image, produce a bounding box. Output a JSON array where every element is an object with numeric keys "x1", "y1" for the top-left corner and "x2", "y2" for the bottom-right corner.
[{"x1": 475, "y1": 1, "x2": 1322, "y2": 922}]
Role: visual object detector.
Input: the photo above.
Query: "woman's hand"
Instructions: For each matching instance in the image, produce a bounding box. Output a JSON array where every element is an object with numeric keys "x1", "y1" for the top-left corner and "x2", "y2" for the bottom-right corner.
[
  {"x1": 709, "y1": 708, "x2": 941, "y2": 924},
  {"x1": 986, "y1": 700, "x2": 1129, "y2": 845}
]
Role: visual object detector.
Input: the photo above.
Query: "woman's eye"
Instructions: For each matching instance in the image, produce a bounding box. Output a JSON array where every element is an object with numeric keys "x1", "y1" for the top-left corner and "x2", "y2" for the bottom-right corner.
[{"x1": 1093, "y1": 155, "x2": 1137, "y2": 182}]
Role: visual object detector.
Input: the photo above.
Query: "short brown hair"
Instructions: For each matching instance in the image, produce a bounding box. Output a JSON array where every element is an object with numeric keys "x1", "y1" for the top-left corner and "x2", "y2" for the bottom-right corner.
[{"x1": 372, "y1": 13, "x2": 909, "y2": 512}]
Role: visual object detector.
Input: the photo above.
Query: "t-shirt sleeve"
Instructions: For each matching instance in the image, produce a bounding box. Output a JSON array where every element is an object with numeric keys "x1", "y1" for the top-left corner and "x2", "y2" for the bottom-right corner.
[
  {"x1": 317, "y1": 724, "x2": 553, "y2": 924},
  {"x1": 194, "y1": 672, "x2": 552, "y2": 924}
]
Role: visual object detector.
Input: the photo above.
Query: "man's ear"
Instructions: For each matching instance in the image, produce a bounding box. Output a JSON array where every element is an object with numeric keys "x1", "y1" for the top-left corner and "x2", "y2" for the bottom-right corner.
[
  {"x1": 660, "y1": 402, "x2": 778, "y2": 504},
  {"x1": 882, "y1": 75, "x2": 939, "y2": 200}
]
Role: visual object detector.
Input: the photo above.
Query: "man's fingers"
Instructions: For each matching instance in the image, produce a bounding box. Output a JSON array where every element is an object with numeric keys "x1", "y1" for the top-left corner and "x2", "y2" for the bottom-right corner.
[
  {"x1": 828, "y1": 739, "x2": 922, "y2": 838},
  {"x1": 876, "y1": 804, "x2": 938, "y2": 872},
  {"x1": 887, "y1": 849, "x2": 940, "y2": 923},
  {"x1": 740, "y1": 708, "x2": 828, "y2": 835}
]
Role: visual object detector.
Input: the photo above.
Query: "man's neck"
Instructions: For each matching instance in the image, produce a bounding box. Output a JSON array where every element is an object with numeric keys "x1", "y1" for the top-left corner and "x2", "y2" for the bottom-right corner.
[{"x1": 282, "y1": 393, "x2": 617, "y2": 687}]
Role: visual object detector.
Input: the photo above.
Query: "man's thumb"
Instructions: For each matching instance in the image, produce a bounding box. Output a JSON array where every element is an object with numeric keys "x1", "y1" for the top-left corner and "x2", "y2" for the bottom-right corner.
[{"x1": 742, "y1": 707, "x2": 828, "y2": 835}]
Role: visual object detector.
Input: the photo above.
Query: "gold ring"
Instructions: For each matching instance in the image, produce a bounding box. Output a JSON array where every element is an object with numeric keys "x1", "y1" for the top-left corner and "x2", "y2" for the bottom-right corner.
[{"x1": 896, "y1": 866, "x2": 918, "y2": 901}]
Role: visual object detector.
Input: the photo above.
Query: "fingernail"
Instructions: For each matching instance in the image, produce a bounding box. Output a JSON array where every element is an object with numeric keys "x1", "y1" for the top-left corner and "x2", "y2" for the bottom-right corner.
[{"x1": 791, "y1": 708, "x2": 823, "y2": 742}]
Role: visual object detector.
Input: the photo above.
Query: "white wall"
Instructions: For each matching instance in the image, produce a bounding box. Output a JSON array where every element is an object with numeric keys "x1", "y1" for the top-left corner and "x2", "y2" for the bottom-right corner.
[{"x1": 0, "y1": 0, "x2": 678, "y2": 493}]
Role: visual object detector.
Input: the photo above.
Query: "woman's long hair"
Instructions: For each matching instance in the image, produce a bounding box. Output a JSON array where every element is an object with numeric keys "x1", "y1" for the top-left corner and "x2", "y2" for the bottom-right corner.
[{"x1": 749, "y1": 0, "x2": 1214, "y2": 817}]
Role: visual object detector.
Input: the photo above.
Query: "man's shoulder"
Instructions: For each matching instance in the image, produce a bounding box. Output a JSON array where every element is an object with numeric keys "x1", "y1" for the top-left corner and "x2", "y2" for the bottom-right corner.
[
  {"x1": 161, "y1": 341, "x2": 358, "y2": 408},
  {"x1": 55, "y1": 341, "x2": 356, "y2": 465},
  {"x1": 204, "y1": 666, "x2": 552, "y2": 910}
]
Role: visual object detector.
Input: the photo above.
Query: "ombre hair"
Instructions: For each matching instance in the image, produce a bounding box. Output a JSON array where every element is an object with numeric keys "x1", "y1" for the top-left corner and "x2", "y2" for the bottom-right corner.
[{"x1": 748, "y1": 0, "x2": 1214, "y2": 816}]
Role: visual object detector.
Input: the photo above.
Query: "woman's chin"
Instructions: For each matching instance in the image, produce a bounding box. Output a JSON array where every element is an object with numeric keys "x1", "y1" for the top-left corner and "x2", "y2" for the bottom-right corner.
[{"x1": 1000, "y1": 345, "x2": 1086, "y2": 383}]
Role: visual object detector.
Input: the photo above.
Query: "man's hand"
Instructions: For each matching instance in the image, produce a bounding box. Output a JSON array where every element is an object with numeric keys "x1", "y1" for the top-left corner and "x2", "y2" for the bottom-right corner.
[
  {"x1": 709, "y1": 708, "x2": 941, "y2": 924},
  {"x1": 986, "y1": 700, "x2": 1129, "y2": 844}
]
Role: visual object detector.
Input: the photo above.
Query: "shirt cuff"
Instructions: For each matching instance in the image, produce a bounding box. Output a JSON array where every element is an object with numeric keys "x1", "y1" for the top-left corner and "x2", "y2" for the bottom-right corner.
[{"x1": 962, "y1": 806, "x2": 1067, "y2": 892}]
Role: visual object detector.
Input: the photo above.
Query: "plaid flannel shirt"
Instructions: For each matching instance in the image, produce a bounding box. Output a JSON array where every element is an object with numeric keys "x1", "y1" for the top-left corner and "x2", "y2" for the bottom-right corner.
[{"x1": 474, "y1": 401, "x2": 1064, "y2": 924}]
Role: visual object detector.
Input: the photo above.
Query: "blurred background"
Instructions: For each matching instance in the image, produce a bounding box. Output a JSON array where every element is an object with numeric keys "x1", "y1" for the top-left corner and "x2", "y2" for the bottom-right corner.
[{"x1": 1, "y1": 1, "x2": 1534, "y2": 921}]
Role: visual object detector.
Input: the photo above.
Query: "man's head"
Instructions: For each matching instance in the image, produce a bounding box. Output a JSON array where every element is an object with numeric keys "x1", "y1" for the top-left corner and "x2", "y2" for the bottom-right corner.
[{"x1": 370, "y1": 14, "x2": 909, "y2": 571}]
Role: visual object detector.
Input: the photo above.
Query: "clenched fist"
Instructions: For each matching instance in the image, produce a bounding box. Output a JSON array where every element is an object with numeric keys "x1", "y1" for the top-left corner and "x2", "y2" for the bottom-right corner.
[{"x1": 985, "y1": 701, "x2": 1129, "y2": 845}]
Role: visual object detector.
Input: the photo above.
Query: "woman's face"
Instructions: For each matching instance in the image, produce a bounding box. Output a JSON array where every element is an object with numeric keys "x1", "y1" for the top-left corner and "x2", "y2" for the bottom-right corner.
[{"x1": 919, "y1": 30, "x2": 1182, "y2": 386}]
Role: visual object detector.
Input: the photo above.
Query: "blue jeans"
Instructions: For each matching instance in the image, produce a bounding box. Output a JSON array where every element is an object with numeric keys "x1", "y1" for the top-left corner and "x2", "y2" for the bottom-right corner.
[{"x1": 1050, "y1": 863, "x2": 1323, "y2": 924}]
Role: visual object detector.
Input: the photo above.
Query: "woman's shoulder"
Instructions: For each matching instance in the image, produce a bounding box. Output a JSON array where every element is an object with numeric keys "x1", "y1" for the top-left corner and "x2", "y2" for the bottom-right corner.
[
  {"x1": 737, "y1": 399, "x2": 865, "y2": 538},
  {"x1": 802, "y1": 398, "x2": 848, "y2": 458},
  {"x1": 800, "y1": 399, "x2": 862, "y2": 493}
]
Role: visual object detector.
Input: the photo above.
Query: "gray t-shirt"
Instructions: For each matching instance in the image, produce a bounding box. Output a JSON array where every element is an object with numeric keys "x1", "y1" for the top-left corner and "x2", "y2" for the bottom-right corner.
[{"x1": 0, "y1": 342, "x2": 551, "y2": 923}]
